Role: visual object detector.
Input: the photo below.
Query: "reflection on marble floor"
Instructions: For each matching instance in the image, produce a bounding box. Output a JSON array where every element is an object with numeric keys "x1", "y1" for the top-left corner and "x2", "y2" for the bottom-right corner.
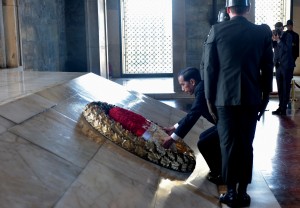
[
  {"x1": 0, "y1": 70, "x2": 280, "y2": 208},
  {"x1": 112, "y1": 77, "x2": 174, "y2": 94},
  {"x1": 0, "y1": 69, "x2": 85, "y2": 105}
]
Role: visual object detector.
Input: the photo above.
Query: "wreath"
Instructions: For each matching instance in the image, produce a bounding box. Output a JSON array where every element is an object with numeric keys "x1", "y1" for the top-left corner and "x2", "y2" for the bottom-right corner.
[{"x1": 82, "y1": 101, "x2": 196, "y2": 172}]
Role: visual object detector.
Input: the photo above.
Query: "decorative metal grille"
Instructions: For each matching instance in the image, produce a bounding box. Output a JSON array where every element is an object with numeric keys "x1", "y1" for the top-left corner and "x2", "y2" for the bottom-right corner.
[
  {"x1": 255, "y1": 0, "x2": 287, "y2": 29},
  {"x1": 121, "y1": 0, "x2": 173, "y2": 75}
]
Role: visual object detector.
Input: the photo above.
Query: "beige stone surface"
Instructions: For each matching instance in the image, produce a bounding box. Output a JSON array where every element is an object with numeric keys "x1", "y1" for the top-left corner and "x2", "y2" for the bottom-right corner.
[{"x1": 0, "y1": 71, "x2": 281, "y2": 208}]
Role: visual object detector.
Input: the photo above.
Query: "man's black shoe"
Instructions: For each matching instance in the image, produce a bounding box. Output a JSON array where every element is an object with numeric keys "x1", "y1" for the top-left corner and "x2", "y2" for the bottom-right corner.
[
  {"x1": 237, "y1": 193, "x2": 251, "y2": 207},
  {"x1": 272, "y1": 108, "x2": 281, "y2": 115},
  {"x1": 207, "y1": 173, "x2": 224, "y2": 185},
  {"x1": 272, "y1": 108, "x2": 286, "y2": 115},
  {"x1": 219, "y1": 191, "x2": 238, "y2": 207}
]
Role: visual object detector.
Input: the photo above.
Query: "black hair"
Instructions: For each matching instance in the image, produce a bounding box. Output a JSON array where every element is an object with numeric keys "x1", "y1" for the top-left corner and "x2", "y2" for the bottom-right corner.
[
  {"x1": 230, "y1": 6, "x2": 249, "y2": 15},
  {"x1": 178, "y1": 67, "x2": 201, "y2": 84}
]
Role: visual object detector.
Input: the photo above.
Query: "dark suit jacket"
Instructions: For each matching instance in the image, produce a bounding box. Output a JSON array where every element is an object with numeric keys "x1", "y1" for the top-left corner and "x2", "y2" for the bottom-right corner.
[
  {"x1": 273, "y1": 32, "x2": 295, "y2": 71},
  {"x1": 204, "y1": 16, "x2": 274, "y2": 106},
  {"x1": 286, "y1": 30, "x2": 299, "y2": 61},
  {"x1": 175, "y1": 80, "x2": 214, "y2": 139}
]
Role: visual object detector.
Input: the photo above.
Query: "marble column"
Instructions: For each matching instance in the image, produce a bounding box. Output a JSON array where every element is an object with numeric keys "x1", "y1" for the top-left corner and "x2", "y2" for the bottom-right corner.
[
  {"x1": 85, "y1": 0, "x2": 109, "y2": 78},
  {"x1": 0, "y1": 0, "x2": 6, "y2": 68},
  {"x1": 98, "y1": 0, "x2": 109, "y2": 78},
  {"x1": 293, "y1": 0, "x2": 300, "y2": 75},
  {"x1": 2, "y1": 0, "x2": 20, "y2": 68},
  {"x1": 173, "y1": 0, "x2": 186, "y2": 92},
  {"x1": 86, "y1": 0, "x2": 101, "y2": 75}
]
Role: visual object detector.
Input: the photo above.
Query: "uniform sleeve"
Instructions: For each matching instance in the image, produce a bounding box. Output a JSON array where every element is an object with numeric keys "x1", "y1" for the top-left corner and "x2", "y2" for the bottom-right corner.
[
  {"x1": 295, "y1": 33, "x2": 299, "y2": 58},
  {"x1": 260, "y1": 24, "x2": 274, "y2": 94},
  {"x1": 204, "y1": 26, "x2": 219, "y2": 104},
  {"x1": 199, "y1": 38, "x2": 208, "y2": 80}
]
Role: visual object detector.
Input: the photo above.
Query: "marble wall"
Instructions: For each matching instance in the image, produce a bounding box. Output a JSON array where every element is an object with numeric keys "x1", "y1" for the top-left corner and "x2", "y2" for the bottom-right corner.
[
  {"x1": 18, "y1": 0, "x2": 89, "y2": 72},
  {"x1": 293, "y1": 0, "x2": 300, "y2": 74},
  {"x1": 18, "y1": 0, "x2": 66, "y2": 71},
  {"x1": 16, "y1": 0, "x2": 101, "y2": 73},
  {"x1": 3, "y1": 1, "x2": 299, "y2": 76},
  {"x1": 185, "y1": 0, "x2": 212, "y2": 68},
  {"x1": 0, "y1": 0, "x2": 5, "y2": 68},
  {"x1": 64, "y1": 0, "x2": 87, "y2": 72},
  {"x1": 1, "y1": 0, "x2": 222, "y2": 74}
]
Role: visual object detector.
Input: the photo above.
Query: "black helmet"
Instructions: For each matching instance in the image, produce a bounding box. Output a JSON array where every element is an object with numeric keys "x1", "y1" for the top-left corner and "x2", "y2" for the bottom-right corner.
[
  {"x1": 226, "y1": 0, "x2": 250, "y2": 7},
  {"x1": 217, "y1": 9, "x2": 230, "y2": 23}
]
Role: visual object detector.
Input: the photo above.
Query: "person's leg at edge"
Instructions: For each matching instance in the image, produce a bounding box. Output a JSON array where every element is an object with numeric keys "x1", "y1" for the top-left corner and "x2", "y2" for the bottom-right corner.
[
  {"x1": 282, "y1": 69, "x2": 294, "y2": 113},
  {"x1": 236, "y1": 105, "x2": 259, "y2": 206},
  {"x1": 198, "y1": 126, "x2": 223, "y2": 185},
  {"x1": 273, "y1": 68, "x2": 285, "y2": 114},
  {"x1": 217, "y1": 106, "x2": 239, "y2": 207}
]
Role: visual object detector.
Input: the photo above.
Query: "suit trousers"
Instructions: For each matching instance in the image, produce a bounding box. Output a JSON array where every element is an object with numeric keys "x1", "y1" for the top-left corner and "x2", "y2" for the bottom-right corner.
[
  {"x1": 276, "y1": 66, "x2": 294, "y2": 111},
  {"x1": 197, "y1": 125, "x2": 222, "y2": 175},
  {"x1": 216, "y1": 105, "x2": 259, "y2": 185}
]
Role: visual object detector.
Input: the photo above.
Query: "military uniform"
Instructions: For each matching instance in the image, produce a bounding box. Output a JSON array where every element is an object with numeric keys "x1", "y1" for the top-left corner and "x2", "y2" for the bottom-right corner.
[{"x1": 204, "y1": 15, "x2": 273, "y2": 188}]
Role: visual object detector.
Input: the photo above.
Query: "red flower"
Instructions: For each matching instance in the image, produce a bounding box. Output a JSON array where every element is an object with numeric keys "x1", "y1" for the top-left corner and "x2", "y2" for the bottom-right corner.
[{"x1": 109, "y1": 107, "x2": 151, "y2": 137}]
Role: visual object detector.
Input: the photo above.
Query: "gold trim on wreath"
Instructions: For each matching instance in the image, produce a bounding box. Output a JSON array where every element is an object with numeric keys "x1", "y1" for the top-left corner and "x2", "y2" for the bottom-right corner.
[{"x1": 82, "y1": 101, "x2": 196, "y2": 172}]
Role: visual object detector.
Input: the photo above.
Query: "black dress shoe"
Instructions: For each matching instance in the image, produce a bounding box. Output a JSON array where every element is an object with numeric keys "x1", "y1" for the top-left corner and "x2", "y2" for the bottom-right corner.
[
  {"x1": 207, "y1": 173, "x2": 224, "y2": 185},
  {"x1": 237, "y1": 193, "x2": 251, "y2": 207},
  {"x1": 272, "y1": 108, "x2": 281, "y2": 115},
  {"x1": 219, "y1": 191, "x2": 238, "y2": 207},
  {"x1": 280, "y1": 109, "x2": 287, "y2": 115},
  {"x1": 272, "y1": 108, "x2": 286, "y2": 115}
]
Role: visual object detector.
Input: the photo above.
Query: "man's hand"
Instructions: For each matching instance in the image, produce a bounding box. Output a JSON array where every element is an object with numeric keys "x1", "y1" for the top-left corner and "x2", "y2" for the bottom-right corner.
[
  {"x1": 272, "y1": 34, "x2": 280, "y2": 42},
  {"x1": 162, "y1": 136, "x2": 175, "y2": 149},
  {"x1": 206, "y1": 99, "x2": 217, "y2": 123},
  {"x1": 162, "y1": 126, "x2": 175, "y2": 135}
]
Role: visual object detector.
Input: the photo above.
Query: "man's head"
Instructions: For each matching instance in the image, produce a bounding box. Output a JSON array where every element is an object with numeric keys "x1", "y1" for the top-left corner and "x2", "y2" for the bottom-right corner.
[
  {"x1": 177, "y1": 67, "x2": 201, "y2": 95},
  {"x1": 285, "y1": 20, "x2": 294, "y2": 31},
  {"x1": 274, "y1": 22, "x2": 284, "y2": 36},
  {"x1": 225, "y1": 0, "x2": 250, "y2": 17},
  {"x1": 275, "y1": 22, "x2": 283, "y2": 29}
]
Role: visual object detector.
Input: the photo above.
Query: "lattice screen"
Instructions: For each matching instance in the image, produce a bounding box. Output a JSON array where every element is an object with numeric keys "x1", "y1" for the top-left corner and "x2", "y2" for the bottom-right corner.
[
  {"x1": 255, "y1": 0, "x2": 287, "y2": 29},
  {"x1": 121, "y1": 0, "x2": 173, "y2": 75}
]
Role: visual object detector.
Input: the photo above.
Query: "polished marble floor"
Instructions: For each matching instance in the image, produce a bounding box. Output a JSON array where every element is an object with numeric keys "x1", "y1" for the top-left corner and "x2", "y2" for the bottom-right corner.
[
  {"x1": 1, "y1": 69, "x2": 298, "y2": 207},
  {"x1": 115, "y1": 76, "x2": 300, "y2": 208}
]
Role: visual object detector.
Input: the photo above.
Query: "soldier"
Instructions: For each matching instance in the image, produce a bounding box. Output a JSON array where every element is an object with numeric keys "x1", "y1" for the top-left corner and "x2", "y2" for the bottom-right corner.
[{"x1": 204, "y1": 0, "x2": 273, "y2": 207}]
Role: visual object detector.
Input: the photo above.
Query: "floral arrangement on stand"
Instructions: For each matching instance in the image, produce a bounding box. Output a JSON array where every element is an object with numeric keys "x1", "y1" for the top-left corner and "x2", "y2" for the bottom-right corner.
[{"x1": 82, "y1": 101, "x2": 196, "y2": 172}]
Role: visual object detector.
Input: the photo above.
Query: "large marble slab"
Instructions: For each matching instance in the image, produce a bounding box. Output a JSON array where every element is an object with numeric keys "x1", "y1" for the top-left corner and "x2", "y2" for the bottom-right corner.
[
  {"x1": 0, "y1": 132, "x2": 82, "y2": 208},
  {"x1": 9, "y1": 109, "x2": 102, "y2": 168},
  {"x1": 0, "y1": 93, "x2": 56, "y2": 123},
  {"x1": 0, "y1": 116, "x2": 14, "y2": 134},
  {"x1": 55, "y1": 142, "x2": 219, "y2": 208},
  {"x1": 0, "y1": 70, "x2": 281, "y2": 208}
]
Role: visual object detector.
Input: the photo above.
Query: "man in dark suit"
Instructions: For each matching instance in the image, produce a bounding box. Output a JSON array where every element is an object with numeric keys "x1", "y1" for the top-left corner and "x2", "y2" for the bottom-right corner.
[
  {"x1": 272, "y1": 21, "x2": 295, "y2": 115},
  {"x1": 285, "y1": 20, "x2": 299, "y2": 63},
  {"x1": 204, "y1": 0, "x2": 274, "y2": 207},
  {"x1": 162, "y1": 67, "x2": 223, "y2": 185}
]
